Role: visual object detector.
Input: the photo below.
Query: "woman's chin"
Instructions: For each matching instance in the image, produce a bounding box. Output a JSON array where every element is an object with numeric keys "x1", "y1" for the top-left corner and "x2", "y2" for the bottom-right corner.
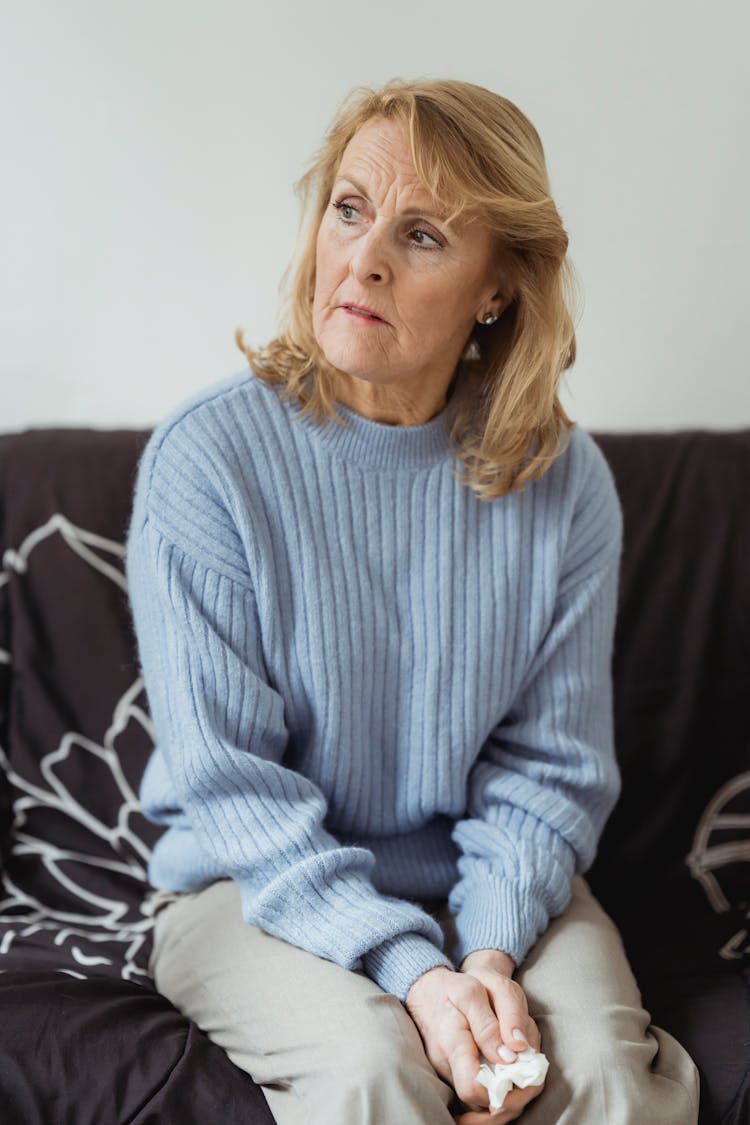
[
  {"x1": 320, "y1": 347, "x2": 396, "y2": 384},
  {"x1": 318, "y1": 327, "x2": 396, "y2": 369}
]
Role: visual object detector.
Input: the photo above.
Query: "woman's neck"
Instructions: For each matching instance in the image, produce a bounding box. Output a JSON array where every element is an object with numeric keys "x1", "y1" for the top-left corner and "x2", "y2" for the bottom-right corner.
[{"x1": 331, "y1": 369, "x2": 457, "y2": 426}]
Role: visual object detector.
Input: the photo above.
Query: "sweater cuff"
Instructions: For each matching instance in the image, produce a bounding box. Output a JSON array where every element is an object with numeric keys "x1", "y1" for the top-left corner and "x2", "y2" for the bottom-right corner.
[
  {"x1": 451, "y1": 879, "x2": 563, "y2": 969},
  {"x1": 362, "y1": 932, "x2": 454, "y2": 1002}
]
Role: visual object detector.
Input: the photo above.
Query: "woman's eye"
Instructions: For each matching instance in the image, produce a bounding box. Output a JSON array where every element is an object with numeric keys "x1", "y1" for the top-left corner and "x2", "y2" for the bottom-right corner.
[
  {"x1": 410, "y1": 228, "x2": 441, "y2": 248},
  {"x1": 332, "y1": 200, "x2": 359, "y2": 222}
]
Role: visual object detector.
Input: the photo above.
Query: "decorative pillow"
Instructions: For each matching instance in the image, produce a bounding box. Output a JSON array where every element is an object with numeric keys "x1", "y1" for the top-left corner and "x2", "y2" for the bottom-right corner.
[{"x1": 0, "y1": 429, "x2": 160, "y2": 981}]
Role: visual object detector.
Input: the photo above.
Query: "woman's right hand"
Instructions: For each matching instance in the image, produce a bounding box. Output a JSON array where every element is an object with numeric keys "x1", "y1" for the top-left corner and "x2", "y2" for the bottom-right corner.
[{"x1": 403, "y1": 964, "x2": 544, "y2": 1121}]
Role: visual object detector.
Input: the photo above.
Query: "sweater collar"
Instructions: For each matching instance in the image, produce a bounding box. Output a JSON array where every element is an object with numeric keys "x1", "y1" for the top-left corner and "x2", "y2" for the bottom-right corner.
[{"x1": 287, "y1": 378, "x2": 465, "y2": 472}]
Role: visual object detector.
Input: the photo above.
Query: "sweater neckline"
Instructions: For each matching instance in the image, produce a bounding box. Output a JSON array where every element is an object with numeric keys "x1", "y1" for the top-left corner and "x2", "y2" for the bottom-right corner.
[{"x1": 262, "y1": 374, "x2": 465, "y2": 471}]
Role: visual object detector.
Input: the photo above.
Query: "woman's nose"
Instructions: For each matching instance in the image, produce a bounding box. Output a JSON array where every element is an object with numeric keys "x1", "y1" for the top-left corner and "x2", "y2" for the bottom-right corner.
[{"x1": 349, "y1": 224, "x2": 392, "y2": 284}]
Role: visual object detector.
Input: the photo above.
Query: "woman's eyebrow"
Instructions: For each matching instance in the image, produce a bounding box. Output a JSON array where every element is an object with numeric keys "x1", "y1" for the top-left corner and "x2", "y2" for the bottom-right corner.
[{"x1": 334, "y1": 176, "x2": 449, "y2": 222}]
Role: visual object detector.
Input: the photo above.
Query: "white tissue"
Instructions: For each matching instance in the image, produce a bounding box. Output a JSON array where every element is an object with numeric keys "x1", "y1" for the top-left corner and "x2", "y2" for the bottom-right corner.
[{"x1": 476, "y1": 1046, "x2": 550, "y2": 1111}]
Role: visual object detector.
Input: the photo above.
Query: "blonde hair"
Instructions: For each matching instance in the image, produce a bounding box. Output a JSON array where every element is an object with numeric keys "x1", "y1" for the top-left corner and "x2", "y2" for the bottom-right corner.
[{"x1": 235, "y1": 76, "x2": 581, "y2": 500}]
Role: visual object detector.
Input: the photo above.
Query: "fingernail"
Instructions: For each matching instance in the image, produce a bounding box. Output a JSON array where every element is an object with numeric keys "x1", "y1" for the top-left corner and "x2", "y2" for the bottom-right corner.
[
  {"x1": 512, "y1": 1028, "x2": 527, "y2": 1045},
  {"x1": 498, "y1": 1045, "x2": 517, "y2": 1062}
]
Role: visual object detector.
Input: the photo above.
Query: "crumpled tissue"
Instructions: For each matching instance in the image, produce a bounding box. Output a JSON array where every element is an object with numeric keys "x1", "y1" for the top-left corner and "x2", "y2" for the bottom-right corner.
[{"x1": 476, "y1": 1045, "x2": 550, "y2": 1110}]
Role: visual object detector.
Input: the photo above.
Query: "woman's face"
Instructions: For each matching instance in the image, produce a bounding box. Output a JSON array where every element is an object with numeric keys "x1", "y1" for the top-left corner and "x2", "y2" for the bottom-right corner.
[{"x1": 312, "y1": 116, "x2": 508, "y2": 415}]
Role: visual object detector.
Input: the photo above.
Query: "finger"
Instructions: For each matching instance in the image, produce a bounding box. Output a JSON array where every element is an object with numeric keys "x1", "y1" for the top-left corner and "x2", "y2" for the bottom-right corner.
[
  {"x1": 504, "y1": 1018, "x2": 541, "y2": 1053},
  {"x1": 504, "y1": 1081, "x2": 545, "y2": 1107},
  {"x1": 454, "y1": 1075, "x2": 547, "y2": 1123},
  {"x1": 454, "y1": 1114, "x2": 498, "y2": 1123},
  {"x1": 454, "y1": 1070, "x2": 547, "y2": 1123},
  {"x1": 460, "y1": 985, "x2": 508, "y2": 1066},
  {"x1": 483, "y1": 979, "x2": 538, "y2": 1053},
  {"x1": 453, "y1": 1108, "x2": 519, "y2": 1123},
  {"x1": 447, "y1": 1022, "x2": 491, "y2": 1108},
  {"x1": 491, "y1": 1080, "x2": 545, "y2": 1122}
]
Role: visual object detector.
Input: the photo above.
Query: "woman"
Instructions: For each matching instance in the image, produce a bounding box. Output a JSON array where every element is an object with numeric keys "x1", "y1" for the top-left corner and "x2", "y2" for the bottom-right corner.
[{"x1": 125, "y1": 77, "x2": 699, "y2": 1123}]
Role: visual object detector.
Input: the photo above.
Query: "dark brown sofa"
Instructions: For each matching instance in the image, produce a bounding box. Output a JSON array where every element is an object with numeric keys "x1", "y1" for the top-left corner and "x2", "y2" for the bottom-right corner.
[{"x1": 0, "y1": 424, "x2": 747, "y2": 1124}]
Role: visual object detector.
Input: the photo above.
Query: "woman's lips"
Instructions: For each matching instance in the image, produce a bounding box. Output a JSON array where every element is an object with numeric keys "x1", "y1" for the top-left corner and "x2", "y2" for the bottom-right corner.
[{"x1": 340, "y1": 306, "x2": 387, "y2": 325}]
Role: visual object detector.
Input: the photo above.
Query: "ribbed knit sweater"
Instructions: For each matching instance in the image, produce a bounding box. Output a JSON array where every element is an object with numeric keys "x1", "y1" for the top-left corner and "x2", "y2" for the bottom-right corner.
[{"x1": 125, "y1": 365, "x2": 624, "y2": 1003}]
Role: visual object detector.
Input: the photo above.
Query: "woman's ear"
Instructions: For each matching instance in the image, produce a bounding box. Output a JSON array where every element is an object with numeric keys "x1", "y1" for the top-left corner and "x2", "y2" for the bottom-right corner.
[
  {"x1": 490, "y1": 243, "x2": 518, "y2": 311},
  {"x1": 476, "y1": 290, "x2": 512, "y2": 325}
]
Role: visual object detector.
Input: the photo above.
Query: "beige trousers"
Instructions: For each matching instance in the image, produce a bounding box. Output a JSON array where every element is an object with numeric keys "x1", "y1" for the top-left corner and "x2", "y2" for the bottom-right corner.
[{"x1": 147, "y1": 874, "x2": 699, "y2": 1124}]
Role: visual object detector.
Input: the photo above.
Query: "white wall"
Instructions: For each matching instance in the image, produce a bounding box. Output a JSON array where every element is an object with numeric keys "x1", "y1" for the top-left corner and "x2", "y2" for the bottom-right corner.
[{"x1": 2, "y1": 0, "x2": 748, "y2": 434}]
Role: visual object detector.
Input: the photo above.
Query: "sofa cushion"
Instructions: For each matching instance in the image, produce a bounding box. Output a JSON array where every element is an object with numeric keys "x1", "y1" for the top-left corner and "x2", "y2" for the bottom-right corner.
[{"x1": 0, "y1": 972, "x2": 274, "y2": 1125}]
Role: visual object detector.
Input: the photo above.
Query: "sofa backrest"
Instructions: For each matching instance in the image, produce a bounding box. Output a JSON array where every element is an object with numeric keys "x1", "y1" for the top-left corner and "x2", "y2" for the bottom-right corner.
[
  {"x1": 0, "y1": 423, "x2": 747, "y2": 984},
  {"x1": 589, "y1": 429, "x2": 749, "y2": 981}
]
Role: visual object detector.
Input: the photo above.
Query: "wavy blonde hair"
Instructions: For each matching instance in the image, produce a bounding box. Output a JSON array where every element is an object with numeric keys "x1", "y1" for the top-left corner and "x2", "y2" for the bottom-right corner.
[{"x1": 235, "y1": 76, "x2": 581, "y2": 500}]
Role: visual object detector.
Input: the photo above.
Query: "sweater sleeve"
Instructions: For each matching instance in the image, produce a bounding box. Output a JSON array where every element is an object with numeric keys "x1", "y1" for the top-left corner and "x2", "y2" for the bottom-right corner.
[
  {"x1": 449, "y1": 433, "x2": 624, "y2": 969},
  {"x1": 125, "y1": 430, "x2": 452, "y2": 1002}
]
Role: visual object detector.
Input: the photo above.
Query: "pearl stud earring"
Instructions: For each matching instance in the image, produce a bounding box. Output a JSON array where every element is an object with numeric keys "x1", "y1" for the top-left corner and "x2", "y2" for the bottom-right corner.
[{"x1": 482, "y1": 314, "x2": 498, "y2": 325}]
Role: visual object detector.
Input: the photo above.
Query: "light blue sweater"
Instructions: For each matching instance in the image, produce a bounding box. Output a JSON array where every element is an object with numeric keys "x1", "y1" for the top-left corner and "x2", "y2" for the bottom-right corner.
[{"x1": 125, "y1": 366, "x2": 624, "y2": 1002}]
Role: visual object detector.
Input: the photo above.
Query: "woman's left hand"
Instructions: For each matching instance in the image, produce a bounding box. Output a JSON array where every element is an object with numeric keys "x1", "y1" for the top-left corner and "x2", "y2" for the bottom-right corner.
[{"x1": 453, "y1": 949, "x2": 545, "y2": 1123}]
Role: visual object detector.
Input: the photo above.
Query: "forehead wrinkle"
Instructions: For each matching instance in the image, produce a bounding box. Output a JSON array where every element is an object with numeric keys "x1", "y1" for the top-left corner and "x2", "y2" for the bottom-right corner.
[{"x1": 335, "y1": 123, "x2": 446, "y2": 221}]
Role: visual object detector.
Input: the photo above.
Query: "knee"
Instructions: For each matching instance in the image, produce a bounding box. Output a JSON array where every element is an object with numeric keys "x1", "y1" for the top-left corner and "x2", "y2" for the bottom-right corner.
[{"x1": 539, "y1": 1017, "x2": 699, "y2": 1125}]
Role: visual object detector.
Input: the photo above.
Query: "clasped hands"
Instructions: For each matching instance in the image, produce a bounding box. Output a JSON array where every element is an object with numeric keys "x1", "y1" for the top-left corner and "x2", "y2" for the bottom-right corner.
[{"x1": 404, "y1": 949, "x2": 544, "y2": 1123}]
